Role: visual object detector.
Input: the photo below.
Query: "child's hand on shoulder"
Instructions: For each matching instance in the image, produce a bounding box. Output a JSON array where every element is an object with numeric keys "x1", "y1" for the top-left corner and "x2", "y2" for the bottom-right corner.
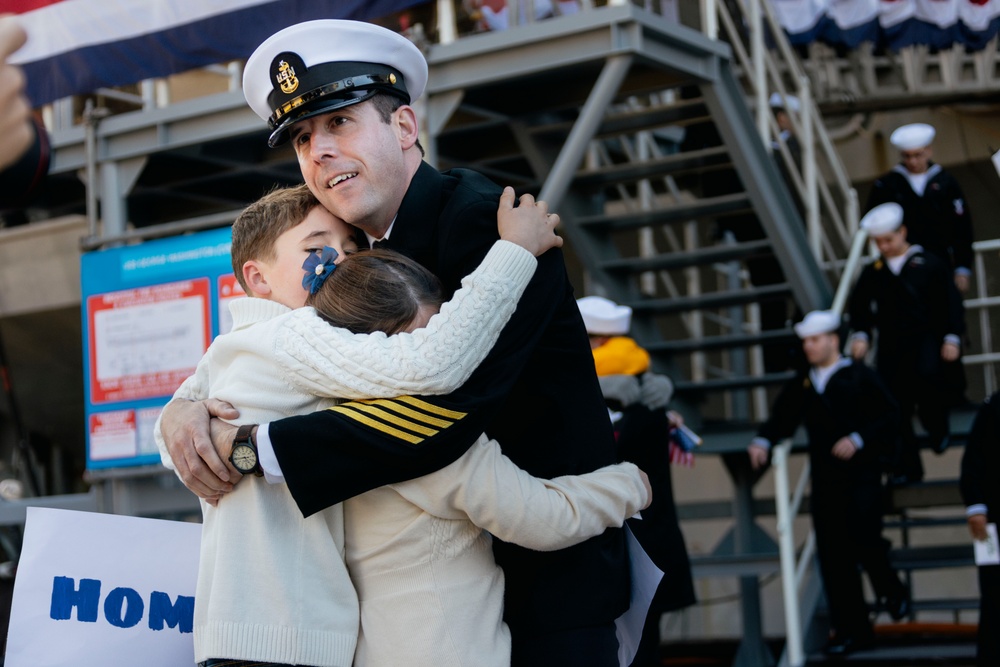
[{"x1": 497, "y1": 186, "x2": 563, "y2": 257}]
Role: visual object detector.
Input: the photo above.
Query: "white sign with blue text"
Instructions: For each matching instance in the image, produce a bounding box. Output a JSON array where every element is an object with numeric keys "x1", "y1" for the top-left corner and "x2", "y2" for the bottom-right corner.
[{"x1": 5, "y1": 507, "x2": 201, "y2": 666}]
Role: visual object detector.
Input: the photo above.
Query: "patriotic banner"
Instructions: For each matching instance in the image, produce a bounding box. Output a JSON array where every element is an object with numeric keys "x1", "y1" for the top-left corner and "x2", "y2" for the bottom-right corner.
[
  {"x1": 770, "y1": 0, "x2": 1000, "y2": 51},
  {"x1": 6, "y1": 0, "x2": 427, "y2": 107}
]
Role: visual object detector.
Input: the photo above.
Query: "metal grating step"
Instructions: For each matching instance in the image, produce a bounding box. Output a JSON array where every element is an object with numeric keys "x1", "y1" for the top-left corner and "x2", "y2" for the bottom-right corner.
[
  {"x1": 576, "y1": 191, "x2": 752, "y2": 231},
  {"x1": 673, "y1": 371, "x2": 796, "y2": 394},
  {"x1": 625, "y1": 283, "x2": 791, "y2": 315},
  {"x1": 645, "y1": 328, "x2": 797, "y2": 354},
  {"x1": 529, "y1": 96, "x2": 713, "y2": 139},
  {"x1": 573, "y1": 145, "x2": 731, "y2": 186},
  {"x1": 890, "y1": 544, "x2": 974, "y2": 571},
  {"x1": 600, "y1": 239, "x2": 773, "y2": 273}
]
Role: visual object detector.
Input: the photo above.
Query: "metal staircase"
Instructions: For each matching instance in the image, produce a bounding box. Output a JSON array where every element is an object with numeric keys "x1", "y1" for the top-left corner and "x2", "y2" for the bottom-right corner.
[{"x1": 428, "y1": 4, "x2": 832, "y2": 425}]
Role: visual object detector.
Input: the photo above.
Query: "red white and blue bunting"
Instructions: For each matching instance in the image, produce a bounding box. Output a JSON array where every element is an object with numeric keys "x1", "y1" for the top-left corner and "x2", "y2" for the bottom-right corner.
[
  {"x1": 7, "y1": 0, "x2": 424, "y2": 107},
  {"x1": 770, "y1": 0, "x2": 1000, "y2": 51}
]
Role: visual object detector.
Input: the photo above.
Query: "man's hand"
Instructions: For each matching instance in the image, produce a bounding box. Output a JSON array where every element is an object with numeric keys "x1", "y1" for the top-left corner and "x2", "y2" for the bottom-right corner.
[
  {"x1": 830, "y1": 436, "x2": 858, "y2": 461},
  {"x1": 497, "y1": 187, "x2": 563, "y2": 257},
  {"x1": 968, "y1": 513, "x2": 989, "y2": 541},
  {"x1": 639, "y1": 372, "x2": 674, "y2": 411},
  {"x1": 161, "y1": 398, "x2": 240, "y2": 499},
  {"x1": 850, "y1": 338, "x2": 869, "y2": 361},
  {"x1": 941, "y1": 340, "x2": 960, "y2": 362},
  {"x1": 955, "y1": 273, "x2": 970, "y2": 294},
  {"x1": 0, "y1": 15, "x2": 33, "y2": 172},
  {"x1": 748, "y1": 444, "x2": 769, "y2": 470}
]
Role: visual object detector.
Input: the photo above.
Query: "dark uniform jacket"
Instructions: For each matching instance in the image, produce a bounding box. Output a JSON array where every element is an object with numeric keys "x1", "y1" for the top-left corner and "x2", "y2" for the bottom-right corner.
[
  {"x1": 268, "y1": 162, "x2": 628, "y2": 634},
  {"x1": 756, "y1": 360, "x2": 899, "y2": 485},
  {"x1": 962, "y1": 392, "x2": 1000, "y2": 523},
  {"x1": 848, "y1": 248, "x2": 965, "y2": 383},
  {"x1": 866, "y1": 164, "x2": 974, "y2": 273}
]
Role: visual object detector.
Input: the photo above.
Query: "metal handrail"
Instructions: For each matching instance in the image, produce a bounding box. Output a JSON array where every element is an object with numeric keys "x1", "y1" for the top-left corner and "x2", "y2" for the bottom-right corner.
[
  {"x1": 772, "y1": 438, "x2": 810, "y2": 667},
  {"x1": 718, "y1": 0, "x2": 861, "y2": 276}
]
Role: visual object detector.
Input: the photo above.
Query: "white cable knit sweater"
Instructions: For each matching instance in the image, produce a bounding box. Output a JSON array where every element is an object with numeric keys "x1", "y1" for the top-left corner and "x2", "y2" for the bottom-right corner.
[{"x1": 156, "y1": 241, "x2": 539, "y2": 666}]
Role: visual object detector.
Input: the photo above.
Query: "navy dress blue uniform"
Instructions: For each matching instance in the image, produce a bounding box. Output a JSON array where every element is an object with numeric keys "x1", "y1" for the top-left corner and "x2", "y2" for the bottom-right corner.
[
  {"x1": 848, "y1": 247, "x2": 966, "y2": 480},
  {"x1": 960, "y1": 393, "x2": 1000, "y2": 666},
  {"x1": 268, "y1": 162, "x2": 628, "y2": 666},
  {"x1": 866, "y1": 165, "x2": 973, "y2": 277},
  {"x1": 755, "y1": 360, "x2": 906, "y2": 644},
  {"x1": 611, "y1": 404, "x2": 696, "y2": 667}
]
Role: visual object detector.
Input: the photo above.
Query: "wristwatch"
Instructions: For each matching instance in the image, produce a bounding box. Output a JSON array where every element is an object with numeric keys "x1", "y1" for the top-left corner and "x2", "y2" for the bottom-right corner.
[{"x1": 228, "y1": 424, "x2": 263, "y2": 477}]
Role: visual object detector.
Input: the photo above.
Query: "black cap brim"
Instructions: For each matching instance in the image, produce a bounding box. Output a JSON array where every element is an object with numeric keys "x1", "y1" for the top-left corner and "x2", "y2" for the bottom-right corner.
[{"x1": 267, "y1": 89, "x2": 376, "y2": 147}]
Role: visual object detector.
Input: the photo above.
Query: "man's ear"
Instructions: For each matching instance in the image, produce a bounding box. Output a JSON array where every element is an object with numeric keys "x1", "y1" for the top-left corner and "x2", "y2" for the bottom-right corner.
[
  {"x1": 394, "y1": 105, "x2": 419, "y2": 150},
  {"x1": 243, "y1": 260, "x2": 272, "y2": 298}
]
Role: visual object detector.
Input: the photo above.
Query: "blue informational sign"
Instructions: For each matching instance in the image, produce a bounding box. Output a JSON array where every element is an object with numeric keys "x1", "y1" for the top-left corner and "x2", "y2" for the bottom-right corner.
[{"x1": 80, "y1": 227, "x2": 243, "y2": 470}]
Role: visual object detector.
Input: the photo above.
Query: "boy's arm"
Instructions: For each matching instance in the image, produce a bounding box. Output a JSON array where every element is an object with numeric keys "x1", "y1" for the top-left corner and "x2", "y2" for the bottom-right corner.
[
  {"x1": 277, "y1": 240, "x2": 536, "y2": 399},
  {"x1": 389, "y1": 434, "x2": 650, "y2": 550}
]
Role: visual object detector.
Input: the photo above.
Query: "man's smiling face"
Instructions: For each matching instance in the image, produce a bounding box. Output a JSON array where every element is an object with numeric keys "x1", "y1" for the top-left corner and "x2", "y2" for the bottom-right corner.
[{"x1": 289, "y1": 100, "x2": 413, "y2": 238}]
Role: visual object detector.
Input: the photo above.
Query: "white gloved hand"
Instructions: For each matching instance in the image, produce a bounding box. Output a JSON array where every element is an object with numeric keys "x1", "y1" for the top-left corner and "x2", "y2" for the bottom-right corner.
[
  {"x1": 597, "y1": 374, "x2": 641, "y2": 407},
  {"x1": 639, "y1": 372, "x2": 674, "y2": 411}
]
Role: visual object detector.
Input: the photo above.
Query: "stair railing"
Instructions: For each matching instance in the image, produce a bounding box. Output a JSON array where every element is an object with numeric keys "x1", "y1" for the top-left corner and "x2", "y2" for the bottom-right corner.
[
  {"x1": 963, "y1": 239, "x2": 1000, "y2": 396},
  {"x1": 772, "y1": 436, "x2": 813, "y2": 667},
  {"x1": 714, "y1": 0, "x2": 861, "y2": 280}
]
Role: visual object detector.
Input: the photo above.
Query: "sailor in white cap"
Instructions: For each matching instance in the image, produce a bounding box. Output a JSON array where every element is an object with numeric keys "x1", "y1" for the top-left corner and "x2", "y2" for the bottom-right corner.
[
  {"x1": 577, "y1": 294, "x2": 698, "y2": 667},
  {"x1": 749, "y1": 308, "x2": 910, "y2": 656},
  {"x1": 866, "y1": 121, "x2": 974, "y2": 293},
  {"x1": 163, "y1": 18, "x2": 639, "y2": 667},
  {"x1": 848, "y1": 199, "x2": 966, "y2": 483}
]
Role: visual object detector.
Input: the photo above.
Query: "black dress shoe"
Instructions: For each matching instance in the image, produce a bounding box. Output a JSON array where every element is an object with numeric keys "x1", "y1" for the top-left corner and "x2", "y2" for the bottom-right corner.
[
  {"x1": 887, "y1": 593, "x2": 912, "y2": 621},
  {"x1": 825, "y1": 633, "x2": 875, "y2": 656}
]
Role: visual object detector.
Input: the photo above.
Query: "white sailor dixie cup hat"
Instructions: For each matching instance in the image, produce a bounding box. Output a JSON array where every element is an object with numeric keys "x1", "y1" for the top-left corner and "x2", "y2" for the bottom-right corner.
[
  {"x1": 860, "y1": 202, "x2": 904, "y2": 237},
  {"x1": 768, "y1": 92, "x2": 800, "y2": 112},
  {"x1": 577, "y1": 296, "x2": 632, "y2": 336},
  {"x1": 890, "y1": 123, "x2": 935, "y2": 151},
  {"x1": 794, "y1": 310, "x2": 840, "y2": 339},
  {"x1": 243, "y1": 20, "x2": 429, "y2": 147}
]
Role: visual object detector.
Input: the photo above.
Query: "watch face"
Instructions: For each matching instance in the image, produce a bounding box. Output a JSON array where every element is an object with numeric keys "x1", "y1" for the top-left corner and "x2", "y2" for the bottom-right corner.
[{"x1": 230, "y1": 444, "x2": 258, "y2": 473}]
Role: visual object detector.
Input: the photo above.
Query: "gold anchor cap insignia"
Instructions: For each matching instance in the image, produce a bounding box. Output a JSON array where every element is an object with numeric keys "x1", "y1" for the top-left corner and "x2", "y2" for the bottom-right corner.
[{"x1": 276, "y1": 60, "x2": 299, "y2": 94}]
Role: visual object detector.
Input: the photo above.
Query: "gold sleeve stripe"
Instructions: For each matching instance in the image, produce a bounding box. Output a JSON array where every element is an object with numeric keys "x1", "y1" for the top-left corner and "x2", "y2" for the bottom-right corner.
[
  {"x1": 352, "y1": 396, "x2": 467, "y2": 420},
  {"x1": 392, "y1": 395, "x2": 468, "y2": 419},
  {"x1": 354, "y1": 399, "x2": 452, "y2": 428},
  {"x1": 328, "y1": 406, "x2": 426, "y2": 444},
  {"x1": 326, "y1": 397, "x2": 469, "y2": 444},
  {"x1": 348, "y1": 403, "x2": 440, "y2": 436}
]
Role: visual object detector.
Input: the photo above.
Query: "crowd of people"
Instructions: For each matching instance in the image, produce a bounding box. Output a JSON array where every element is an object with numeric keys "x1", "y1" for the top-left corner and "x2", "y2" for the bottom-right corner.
[{"x1": 2, "y1": 7, "x2": 997, "y2": 666}]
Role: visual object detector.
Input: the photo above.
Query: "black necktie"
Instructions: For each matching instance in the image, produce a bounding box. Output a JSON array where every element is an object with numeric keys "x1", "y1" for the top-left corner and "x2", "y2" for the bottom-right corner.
[{"x1": 372, "y1": 239, "x2": 389, "y2": 249}]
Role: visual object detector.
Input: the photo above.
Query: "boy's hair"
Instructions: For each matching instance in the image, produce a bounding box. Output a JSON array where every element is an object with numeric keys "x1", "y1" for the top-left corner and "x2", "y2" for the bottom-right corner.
[
  {"x1": 231, "y1": 183, "x2": 320, "y2": 292},
  {"x1": 307, "y1": 248, "x2": 443, "y2": 335}
]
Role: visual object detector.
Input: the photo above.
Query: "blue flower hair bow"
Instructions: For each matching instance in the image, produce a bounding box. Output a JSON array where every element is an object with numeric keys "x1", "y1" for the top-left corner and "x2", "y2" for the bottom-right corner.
[{"x1": 302, "y1": 246, "x2": 339, "y2": 294}]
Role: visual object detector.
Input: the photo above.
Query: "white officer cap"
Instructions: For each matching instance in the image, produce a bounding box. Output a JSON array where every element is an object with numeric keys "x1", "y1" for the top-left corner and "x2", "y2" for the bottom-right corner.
[
  {"x1": 768, "y1": 92, "x2": 800, "y2": 113},
  {"x1": 577, "y1": 296, "x2": 632, "y2": 336},
  {"x1": 890, "y1": 123, "x2": 935, "y2": 151},
  {"x1": 794, "y1": 310, "x2": 840, "y2": 338},
  {"x1": 860, "y1": 202, "x2": 904, "y2": 237},
  {"x1": 243, "y1": 20, "x2": 429, "y2": 147}
]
